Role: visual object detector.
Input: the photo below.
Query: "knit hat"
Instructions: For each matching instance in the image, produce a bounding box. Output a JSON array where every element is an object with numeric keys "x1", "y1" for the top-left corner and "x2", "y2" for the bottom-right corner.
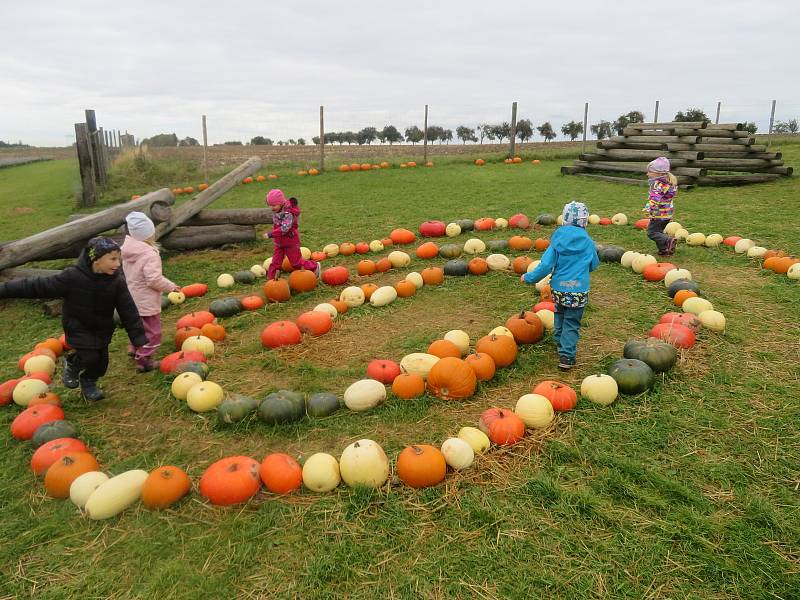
[
  {"x1": 647, "y1": 157, "x2": 671, "y2": 173},
  {"x1": 125, "y1": 211, "x2": 155, "y2": 241},
  {"x1": 86, "y1": 236, "x2": 121, "y2": 263},
  {"x1": 561, "y1": 201, "x2": 589, "y2": 228},
  {"x1": 266, "y1": 189, "x2": 289, "y2": 208}
]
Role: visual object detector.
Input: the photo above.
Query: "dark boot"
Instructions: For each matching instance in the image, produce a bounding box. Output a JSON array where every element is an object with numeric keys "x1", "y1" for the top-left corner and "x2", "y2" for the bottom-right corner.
[
  {"x1": 80, "y1": 378, "x2": 105, "y2": 401},
  {"x1": 558, "y1": 355, "x2": 576, "y2": 371},
  {"x1": 62, "y1": 355, "x2": 79, "y2": 389}
]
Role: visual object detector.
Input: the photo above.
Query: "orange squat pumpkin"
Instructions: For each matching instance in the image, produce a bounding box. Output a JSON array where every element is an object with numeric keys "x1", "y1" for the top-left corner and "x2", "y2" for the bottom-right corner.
[
  {"x1": 464, "y1": 351, "x2": 496, "y2": 381},
  {"x1": 421, "y1": 267, "x2": 444, "y2": 284},
  {"x1": 360, "y1": 283, "x2": 379, "y2": 300},
  {"x1": 141, "y1": 466, "x2": 192, "y2": 509},
  {"x1": 426, "y1": 357, "x2": 477, "y2": 400},
  {"x1": 509, "y1": 236, "x2": 533, "y2": 251},
  {"x1": 396, "y1": 445, "x2": 447, "y2": 488},
  {"x1": 328, "y1": 299, "x2": 349, "y2": 314},
  {"x1": 468, "y1": 258, "x2": 489, "y2": 275},
  {"x1": 339, "y1": 242, "x2": 356, "y2": 256},
  {"x1": 199, "y1": 456, "x2": 261, "y2": 506},
  {"x1": 27, "y1": 392, "x2": 62, "y2": 406},
  {"x1": 44, "y1": 452, "x2": 100, "y2": 498},
  {"x1": 375, "y1": 258, "x2": 392, "y2": 273},
  {"x1": 392, "y1": 373, "x2": 426, "y2": 399},
  {"x1": 505, "y1": 310, "x2": 544, "y2": 344},
  {"x1": 427, "y1": 339, "x2": 462, "y2": 359},
  {"x1": 296, "y1": 311, "x2": 333, "y2": 336},
  {"x1": 200, "y1": 322, "x2": 226, "y2": 342},
  {"x1": 673, "y1": 290, "x2": 697, "y2": 306},
  {"x1": 357, "y1": 260, "x2": 377, "y2": 276},
  {"x1": 512, "y1": 256, "x2": 533, "y2": 274},
  {"x1": 475, "y1": 334, "x2": 518, "y2": 368},
  {"x1": 416, "y1": 242, "x2": 439, "y2": 259},
  {"x1": 532, "y1": 380, "x2": 577, "y2": 411},
  {"x1": 772, "y1": 257, "x2": 797, "y2": 274},
  {"x1": 534, "y1": 238, "x2": 550, "y2": 252},
  {"x1": 264, "y1": 279, "x2": 292, "y2": 302},
  {"x1": 395, "y1": 280, "x2": 417, "y2": 298},
  {"x1": 288, "y1": 269, "x2": 318, "y2": 293},
  {"x1": 259, "y1": 453, "x2": 302, "y2": 494},
  {"x1": 175, "y1": 326, "x2": 202, "y2": 350},
  {"x1": 35, "y1": 338, "x2": 63, "y2": 357},
  {"x1": 241, "y1": 296, "x2": 265, "y2": 311},
  {"x1": 30, "y1": 437, "x2": 87, "y2": 476}
]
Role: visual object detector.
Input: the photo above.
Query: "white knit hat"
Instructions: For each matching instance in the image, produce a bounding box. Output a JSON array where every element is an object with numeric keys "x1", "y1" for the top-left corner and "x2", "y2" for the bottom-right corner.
[{"x1": 125, "y1": 211, "x2": 155, "y2": 241}]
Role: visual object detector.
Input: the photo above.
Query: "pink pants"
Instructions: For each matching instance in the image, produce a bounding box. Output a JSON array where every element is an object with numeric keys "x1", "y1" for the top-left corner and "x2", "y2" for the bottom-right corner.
[
  {"x1": 268, "y1": 240, "x2": 318, "y2": 279},
  {"x1": 128, "y1": 314, "x2": 162, "y2": 367}
]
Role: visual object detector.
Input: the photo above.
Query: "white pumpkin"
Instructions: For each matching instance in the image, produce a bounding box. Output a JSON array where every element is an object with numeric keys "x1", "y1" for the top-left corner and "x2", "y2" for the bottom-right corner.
[
  {"x1": 400, "y1": 353, "x2": 440, "y2": 379},
  {"x1": 535, "y1": 274, "x2": 552, "y2": 292},
  {"x1": 682, "y1": 296, "x2": 714, "y2": 316},
  {"x1": 631, "y1": 254, "x2": 657, "y2": 274},
  {"x1": 405, "y1": 272, "x2": 424, "y2": 289},
  {"x1": 445, "y1": 223, "x2": 461, "y2": 237},
  {"x1": 167, "y1": 291, "x2": 186, "y2": 304},
  {"x1": 12, "y1": 378, "x2": 48, "y2": 407},
  {"x1": 490, "y1": 326, "x2": 515, "y2": 338},
  {"x1": 343, "y1": 379, "x2": 386, "y2": 412},
  {"x1": 69, "y1": 471, "x2": 109, "y2": 509},
  {"x1": 458, "y1": 427, "x2": 490, "y2": 453},
  {"x1": 580, "y1": 374, "x2": 618, "y2": 406},
  {"x1": 444, "y1": 330, "x2": 470, "y2": 356},
  {"x1": 249, "y1": 264, "x2": 267, "y2": 278},
  {"x1": 787, "y1": 263, "x2": 800, "y2": 280},
  {"x1": 463, "y1": 238, "x2": 486, "y2": 255},
  {"x1": 322, "y1": 243, "x2": 339, "y2": 257},
  {"x1": 734, "y1": 238, "x2": 755, "y2": 254},
  {"x1": 441, "y1": 438, "x2": 475, "y2": 470},
  {"x1": 313, "y1": 303, "x2": 338, "y2": 319},
  {"x1": 84, "y1": 469, "x2": 149, "y2": 520},
  {"x1": 611, "y1": 213, "x2": 628, "y2": 225},
  {"x1": 181, "y1": 335, "x2": 214, "y2": 357},
  {"x1": 369, "y1": 240, "x2": 384, "y2": 252},
  {"x1": 302, "y1": 453, "x2": 341, "y2": 492},
  {"x1": 686, "y1": 233, "x2": 706, "y2": 246},
  {"x1": 556, "y1": 214, "x2": 564, "y2": 226},
  {"x1": 664, "y1": 268, "x2": 692, "y2": 288},
  {"x1": 186, "y1": 381, "x2": 224, "y2": 412},
  {"x1": 620, "y1": 251, "x2": 641, "y2": 269},
  {"x1": 486, "y1": 254, "x2": 510, "y2": 271},
  {"x1": 370, "y1": 286, "x2": 398, "y2": 307},
  {"x1": 388, "y1": 250, "x2": 411, "y2": 268},
  {"x1": 339, "y1": 439, "x2": 389, "y2": 488},
  {"x1": 300, "y1": 247, "x2": 312, "y2": 260},
  {"x1": 526, "y1": 259, "x2": 541, "y2": 273},
  {"x1": 588, "y1": 214, "x2": 600, "y2": 225},
  {"x1": 495, "y1": 217, "x2": 509, "y2": 230},
  {"x1": 514, "y1": 393, "x2": 555, "y2": 429},
  {"x1": 216, "y1": 273, "x2": 235, "y2": 288},
  {"x1": 664, "y1": 221, "x2": 683, "y2": 236},
  {"x1": 23, "y1": 354, "x2": 55, "y2": 377},
  {"x1": 704, "y1": 233, "x2": 723, "y2": 247},
  {"x1": 536, "y1": 309, "x2": 555, "y2": 331},
  {"x1": 171, "y1": 372, "x2": 203, "y2": 400},
  {"x1": 747, "y1": 246, "x2": 767, "y2": 258},
  {"x1": 340, "y1": 286, "x2": 366, "y2": 308},
  {"x1": 674, "y1": 228, "x2": 689, "y2": 241},
  {"x1": 698, "y1": 310, "x2": 726, "y2": 332}
]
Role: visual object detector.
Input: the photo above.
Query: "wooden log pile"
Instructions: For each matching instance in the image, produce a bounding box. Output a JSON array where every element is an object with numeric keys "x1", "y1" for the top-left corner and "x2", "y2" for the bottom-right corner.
[{"x1": 561, "y1": 121, "x2": 794, "y2": 187}]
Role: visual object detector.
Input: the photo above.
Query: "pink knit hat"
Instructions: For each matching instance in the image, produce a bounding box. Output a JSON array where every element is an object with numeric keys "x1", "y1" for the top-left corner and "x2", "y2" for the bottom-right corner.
[
  {"x1": 266, "y1": 188, "x2": 289, "y2": 208},
  {"x1": 647, "y1": 157, "x2": 671, "y2": 173}
]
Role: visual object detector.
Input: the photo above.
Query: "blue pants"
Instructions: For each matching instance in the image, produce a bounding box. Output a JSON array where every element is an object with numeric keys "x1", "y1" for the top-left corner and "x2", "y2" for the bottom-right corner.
[{"x1": 554, "y1": 304, "x2": 585, "y2": 359}]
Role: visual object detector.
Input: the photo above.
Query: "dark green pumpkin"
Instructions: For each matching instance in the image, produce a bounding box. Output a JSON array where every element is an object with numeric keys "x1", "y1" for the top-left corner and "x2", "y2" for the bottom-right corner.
[
  {"x1": 456, "y1": 219, "x2": 475, "y2": 231},
  {"x1": 32, "y1": 420, "x2": 77, "y2": 448},
  {"x1": 536, "y1": 213, "x2": 556, "y2": 226},
  {"x1": 234, "y1": 270, "x2": 256, "y2": 284},
  {"x1": 443, "y1": 259, "x2": 469, "y2": 276},
  {"x1": 608, "y1": 358, "x2": 655, "y2": 395},
  {"x1": 667, "y1": 279, "x2": 701, "y2": 298},
  {"x1": 173, "y1": 361, "x2": 209, "y2": 380},
  {"x1": 488, "y1": 239, "x2": 509, "y2": 251},
  {"x1": 623, "y1": 339, "x2": 677, "y2": 373},
  {"x1": 258, "y1": 390, "x2": 305, "y2": 424},
  {"x1": 218, "y1": 394, "x2": 258, "y2": 424},
  {"x1": 439, "y1": 243, "x2": 463, "y2": 259},
  {"x1": 210, "y1": 297, "x2": 242, "y2": 318},
  {"x1": 599, "y1": 245, "x2": 626, "y2": 263},
  {"x1": 306, "y1": 392, "x2": 341, "y2": 417}
]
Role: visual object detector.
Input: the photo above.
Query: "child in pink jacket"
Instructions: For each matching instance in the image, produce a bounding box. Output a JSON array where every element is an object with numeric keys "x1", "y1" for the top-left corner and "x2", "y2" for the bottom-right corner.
[
  {"x1": 121, "y1": 212, "x2": 181, "y2": 372},
  {"x1": 264, "y1": 189, "x2": 319, "y2": 280}
]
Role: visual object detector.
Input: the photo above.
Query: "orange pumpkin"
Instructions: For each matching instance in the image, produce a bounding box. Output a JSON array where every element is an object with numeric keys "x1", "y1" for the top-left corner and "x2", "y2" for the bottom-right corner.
[
  {"x1": 263, "y1": 279, "x2": 291, "y2": 302},
  {"x1": 360, "y1": 163, "x2": 372, "y2": 171},
  {"x1": 11, "y1": 404, "x2": 65, "y2": 440},
  {"x1": 175, "y1": 311, "x2": 215, "y2": 330},
  {"x1": 375, "y1": 258, "x2": 392, "y2": 273},
  {"x1": 199, "y1": 456, "x2": 261, "y2": 506},
  {"x1": 421, "y1": 267, "x2": 444, "y2": 284},
  {"x1": 27, "y1": 392, "x2": 62, "y2": 406},
  {"x1": 288, "y1": 269, "x2": 318, "y2": 293},
  {"x1": 200, "y1": 322, "x2": 226, "y2": 342},
  {"x1": 183, "y1": 186, "x2": 195, "y2": 193},
  {"x1": 360, "y1": 283, "x2": 379, "y2": 300},
  {"x1": 350, "y1": 163, "x2": 361, "y2": 171},
  {"x1": 241, "y1": 295, "x2": 265, "y2": 311},
  {"x1": 255, "y1": 176, "x2": 265, "y2": 183},
  {"x1": 357, "y1": 260, "x2": 377, "y2": 276},
  {"x1": 407, "y1": 161, "x2": 417, "y2": 168},
  {"x1": 339, "y1": 242, "x2": 356, "y2": 256},
  {"x1": 175, "y1": 326, "x2": 202, "y2": 350},
  {"x1": 281, "y1": 256, "x2": 295, "y2": 272},
  {"x1": 35, "y1": 338, "x2": 63, "y2": 357},
  {"x1": 380, "y1": 238, "x2": 394, "y2": 248},
  {"x1": 464, "y1": 351, "x2": 496, "y2": 381},
  {"x1": 673, "y1": 290, "x2": 697, "y2": 307},
  {"x1": 30, "y1": 437, "x2": 88, "y2": 476},
  {"x1": 296, "y1": 311, "x2": 333, "y2": 336},
  {"x1": 532, "y1": 380, "x2": 577, "y2": 412},
  {"x1": 259, "y1": 453, "x2": 302, "y2": 494},
  {"x1": 474, "y1": 218, "x2": 495, "y2": 231},
  {"x1": 339, "y1": 164, "x2": 350, "y2": 172},
  {"x1": 642, "y1": 263, "x2": 670, "y2": 282},
  {"x1": 534, "y1": 238, "x2": 550, "y2": 252},
  {"x1": 389, "y1": 228, "x2": 416, "y2": 245},
  {"x1": 59, "y1": 333, "x2": 71, "y2": 351},
  {"x1": 242, "y1": 177, "x2": 253, "y2": 184},
  {"x1": 475, "y1": 334, "x2": 518, "y2": 368},
  {"x1": 763, "y1": 250, "x2": 787, "y2": 260},
  {"x1": 18, "y1": 348, "x2": 56, "y2": 371},
  {"x1": 198, "y1": 183, "x2": 209, "y2": 191},
  {"x1": 416, "y1": 242, "x2": 439, "y2": 259},
  {"x1": 512, "y1": 256, "x2": 533, "y2": 274},
  {"x1": 763, "y1": 257, "x2": 779, "y2": 271},
  {"x1": 355, "y1": 242, "x2": 370, "y2": 254},
  {"x1": 509, "y1": 236, "x2": 533, "y2": 251},
  {"x1": 391, "y1": 373, "x2": 426, "y2": 399},
  {"x1": 328, "y1": 299, "x2": 349, "y2": 314},
  {"x1": 475, "y1": 158, "x2": 485, "y2": 166},
  {"x1": 426, "y1": 357, "x2": 477, "y2": 400},
  {"x1": 505, "y1": 310, "x2": 544, "y2": 344},
  {"x1": 141, "y1": 466, "x2": 192, "y2": 509},
  {"x1": 267, "y1": 174, "x2": 278, "y2": 180},
  {"x1": 396, "y1": 445, "x2": 447, "y2": 488},
  {"x1": 481, "y1": 408, "x2": 525, "y2": 445},
  {"x1": 772, "y1": 256, "x2": 796, "y2": 274},
  {"x1": 427, "y1": 339, "x2": 462, "y2": 359},
  {"x1": 539, "y1": 284, "x2": 553, "y2": 302},
  {"x1": 44, "y1": 452, "x2": 100, "y2": 498},
  {"x1": 468, "y1": 257, "x2": 489, "y2": 275},
  {"x1": 395, "y1": 280, "x2": 417, "y2": 298},
  {"x1": 311, "y1": 251, "x2": 327, "y2": 262}
]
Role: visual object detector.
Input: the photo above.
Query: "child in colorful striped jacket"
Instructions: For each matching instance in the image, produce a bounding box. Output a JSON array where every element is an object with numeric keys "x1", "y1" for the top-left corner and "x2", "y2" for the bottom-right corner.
[{"x1": 643, "y1": 157, "x2": 679, "y2": 256}]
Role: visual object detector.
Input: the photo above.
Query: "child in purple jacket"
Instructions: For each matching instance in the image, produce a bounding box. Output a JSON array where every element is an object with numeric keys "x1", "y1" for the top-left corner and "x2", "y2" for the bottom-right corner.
[
  {"x1": 644, "y1": 157, "x2": 679, "y2": 256},
  {"x1": 264, "y1": 189, "x2": 319, "y2": 280}
]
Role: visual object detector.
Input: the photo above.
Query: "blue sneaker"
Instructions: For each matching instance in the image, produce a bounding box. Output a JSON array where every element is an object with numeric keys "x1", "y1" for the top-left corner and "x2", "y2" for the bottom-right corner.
[{"x1": 558, "y1": 355, "x2": 576, "y2": 370}]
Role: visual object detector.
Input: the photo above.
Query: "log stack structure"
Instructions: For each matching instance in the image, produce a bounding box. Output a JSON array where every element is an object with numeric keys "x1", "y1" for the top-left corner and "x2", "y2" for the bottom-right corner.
[{"x1": 561, "y1": 121, "x2": 793, "y2": 187}]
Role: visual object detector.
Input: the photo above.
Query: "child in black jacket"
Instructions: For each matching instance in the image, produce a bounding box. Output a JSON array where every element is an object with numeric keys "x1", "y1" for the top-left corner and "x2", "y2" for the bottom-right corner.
[{"x1": 0, "y1": 237, "x2": 147, "y2": 401}]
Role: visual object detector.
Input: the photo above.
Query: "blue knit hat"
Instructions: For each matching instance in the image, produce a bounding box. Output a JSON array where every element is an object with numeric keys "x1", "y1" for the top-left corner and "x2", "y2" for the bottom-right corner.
[
  {"x1": 86, "y1": 236, "x2": 120, "y2": 262},
  {"x1": 561, "y1": 201, "x2": 589, "y2": 228}
]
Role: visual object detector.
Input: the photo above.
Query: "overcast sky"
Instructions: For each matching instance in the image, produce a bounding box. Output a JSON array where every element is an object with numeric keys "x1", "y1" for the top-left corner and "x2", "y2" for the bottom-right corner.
[{"x1": 2, "y1": 0, "x2": 798, "y2": 147}]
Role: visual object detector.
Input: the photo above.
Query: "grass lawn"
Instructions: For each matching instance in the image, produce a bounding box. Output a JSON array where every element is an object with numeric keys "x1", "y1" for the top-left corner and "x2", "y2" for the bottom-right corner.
[{"x1": 0, "y1": 146, "x2": 799, "y2": 599}]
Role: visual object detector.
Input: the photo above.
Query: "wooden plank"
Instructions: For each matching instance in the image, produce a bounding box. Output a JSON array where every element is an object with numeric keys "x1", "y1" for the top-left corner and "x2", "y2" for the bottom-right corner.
[
  {"x1": 701, "y1": 151, "x2": 782, "y2": 160},
  {"x1": 696, "y1": 174, "x2": 781, "y2": 185},
  {"x1": 570, "y1": 172, "x2": 695, "y2": 189},
  {"x1": 574, "y1": 160, "x2": 707, "y2": 177},
  {"x1": 74, "y1": 123, "x2": 96, "y2": 208},
  {"x1": 597, "y1": 141, "x2": 668, "y2": 151},
  {"x1": 622, "y1": 133, "x2": 699, "y2": 143},
  {"x1": 509, "y1": 101, "x2": 517, "y2": 158},
  {"x1": 625, "y1": 121, "x2": 708, "y2": 130},
  {"x1": 160, "y1": 225, "x2": 256, "y2": 250},
  {"x1": 595, "y1": 149, "x2": 705, "y2": 161},
  {"x1": 423, "y1": 104, "x2": 429, "y2": 163},
  {"x1": 0, "y1": 267, "x2": 62, "y2": 282},
  {"x1": 697, "y1": 137, "x2": 755, "y2": 145},
  {"x1": 183, "y1": 208, "x2": 274, "y2": 226}
]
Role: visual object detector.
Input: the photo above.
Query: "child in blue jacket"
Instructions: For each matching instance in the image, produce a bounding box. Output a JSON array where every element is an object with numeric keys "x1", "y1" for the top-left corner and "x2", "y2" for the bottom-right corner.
[{"x1": 521, "y1": 201, "x2": 599, "y2": 370}]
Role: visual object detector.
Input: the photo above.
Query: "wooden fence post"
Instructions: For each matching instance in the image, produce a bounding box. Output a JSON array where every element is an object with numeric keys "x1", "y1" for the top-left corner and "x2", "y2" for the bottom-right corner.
[
  {"x1": 767, "y1": 99, "x2": 776, "y2": 148},
  {"x1": 423, "y1": 104, "x2": 429, "y2": 163},
  {"x1": 201, "y1": 115, "x2": 208, "y2": 183},
  {"x1": 582, "y1": 102, "x2": 589, "y2": 153},
  {"x1": 715, "y1": 102, "x2": 721, "y2": 124},
  {"x1": 85, "y1": 109, "x2": 105, "y2": 186},
  {"x1": 654, "y1": 100, "x2": 660, "y2": 123},
  {"x1": 74, "y1": 123, "x2": 96, "y2": 208},
  {"x1": 319, "y1": 105, "x2": 325, "y2": 171},
  {"x1": 509, "y1": 101, "x2": 517, "y2": 158}
]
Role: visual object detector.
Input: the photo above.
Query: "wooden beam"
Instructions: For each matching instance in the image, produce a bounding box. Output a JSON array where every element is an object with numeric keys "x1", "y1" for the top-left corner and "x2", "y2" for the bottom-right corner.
[
  {"x1": 700, "y1": 151, "x2": 782, "y2": 160},
  {"x1": 160, "y1": 225, "x2": 256, "y2": 250},
  {"x1": 74, "y1": 123, "x2": 96, "y2": 208},
  {"x1": 697, "y1": 137, "x2": 755, "y2": 145},
  {"x1": 0, "y1": 267, "x2": 62, "y2": 282},
  {"x1": 574, "y1": 160, "x2": 707, "y2": 177},
  {"x1": 183, "y1": 208, "x2": 274, "y2": 227},
  {"x1": 621, "y1": 133, "x2": 700, "y2": 143},
  {"x1": 625, "y1": 121, "x2": 708, "y2": 130},
  {"x1": 597, "y1": 141, "x2": 669, "y2": 151},
  {"x1": 595, "y1": 149, "x2": 705, "y2": 161},
  {"x1": 569, "y1": 172, "x2": 695, "y2": 189},
  {"x1": 696, "y1": 174, "x2": 781, "y2": 185}
]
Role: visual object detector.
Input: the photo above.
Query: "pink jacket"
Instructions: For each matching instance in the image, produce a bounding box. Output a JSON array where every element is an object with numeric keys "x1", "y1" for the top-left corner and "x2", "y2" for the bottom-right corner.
[
  {"x1": 121, "y1": 236, "x2": 176, "y2": 316},
  {"x1": 270, "y1": 205, "x2": 302, "y2": 246}
]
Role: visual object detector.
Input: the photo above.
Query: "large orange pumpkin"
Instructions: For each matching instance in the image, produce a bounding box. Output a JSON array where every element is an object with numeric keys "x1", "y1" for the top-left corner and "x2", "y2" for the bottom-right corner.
[
  {"x1": 673, "y1": 290, "x2": 697, "y2": 307},
  {"x1": 260, "y1": 321, "x2": 303, "y2": 348},
  {"x1": 391, "y1": 373, "x2": 426, "y2": 399},
  {"x1": 762, "y1": 257, "x2": 779, "y2": 271},
  {"x1": 44, "y1": 452, "x2": 100, "y2": 498},
  {"x1": 474, "y1": 218, "x2": 496, "y2": 231},
  {"x1": 395, "y1": 280, "x2": 417, "y2": 298},
  {"x1": 357, "y1": 260, "x2": 377, "y2": 276},
  {"x1": 512, "y1": 256, "x2": 533, "y2": 274},
  {"x1": 11, "y1": 404, "x2": 65, "y2": 440},
  {"x1": 30, "y1": 438, "x2": 88, "y2": 476},
  {"x1": 263, "y1": 279, "x2": 292, "y2": 302},
  {"x1": 427, "y1": 339, "x2": 462, "y2": 359},
  {"x1": 772, "y1": 257, "x2": 796, "y2": 274},
  {"x1": 389, "y1": 228, "x2": 416, "y2": 245},
  {"x1": 532, "y1": 380, "x2": 577, "y2": 411},
  {"x1": 35, "y1": 338, "x2": 63, "y2": 357},
  {"x1": 141, "y1": 466, "x2": 192, "y2": 509},
  {"x1": 199, "y1": 456, "x2": 261, "y2": 505},
  {"x1": 421, "y1": 267, "x2": 444, "y2": 284},
  {"x1": 328, "y1": 299, "x2": 349, "y2": 314},
  {"x1": 509, "y1": 236, "x2": 533, "y2": 251},
  {"x1": 200, "y1": 322, "x2": 226, "y2": 342},
  {"x1": 475, "y1": 334, "x2": 518, "y2": 367},
  {"x1": 416, "y1": 242, "x2": 439, "y2": 259},
  {"x1": 296, "y1": 311, "x2": 333, "y2": 336},
  {"x1": 259, "y1": 453, "x2": 302, "y2": 494},
  {"x1": 375, "y1": 258, "x2": 392, "y2": 272},
  {"x1": 175, "y1": 326, "x2": 202, "y2": 350},
  {"x1": 468, "y1": 257, "x2": 489, "y2": 275},
  {"x1": 479, "y1": 408, "x2": 525, "y2": 445},
  {"x1": 396, "y1": 445, "x2": 447, "y2": 488},
  {"x1": 339, "y1": 242, "x2": 356, "y2": 256},
  {"x1": 27, "y1": 392, "x2": 61, "y2": 406},
  {"x1": 534, "y1": 238, "x2": 550, "y2": 252},
  {"x1": 360, "y1": 283, "x2": 379, "y2": 300},
  {"x1": 426, "y1": 357, "x2": 477, "y2": 400},
  {"x1": 464, "y1": 351, "x2": 496, "y2": 381},
  {"x1": 288, "y1": 270, "x2": 318, "y2": 293},
  {"x1": 241, "y1": 295, "x2": 265, "y2": 311},
  {"x1": 505, "y1": 311, "x2": 544, "y2": 344},
  {"x1": 1, "y1": 379, "x2": 18, "y2": 406},
  {"x1": 355, "y1": 242, "x2": 370, "y2": 254},
  {"x1": 175, "y1": 311, "x2": 215, "y2": 330}
]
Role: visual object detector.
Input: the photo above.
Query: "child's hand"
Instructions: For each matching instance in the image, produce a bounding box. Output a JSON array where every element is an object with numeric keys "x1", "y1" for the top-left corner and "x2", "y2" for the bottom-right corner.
[
  {"x1": 520, "y1": 275, "x2": 526, "y2": 283},
  {"x1": 173, "y1": 285, "x2": 182, "y2": 292},
  {"x1": 263, "y1": 231, "x2": 273, "y2": 239}
]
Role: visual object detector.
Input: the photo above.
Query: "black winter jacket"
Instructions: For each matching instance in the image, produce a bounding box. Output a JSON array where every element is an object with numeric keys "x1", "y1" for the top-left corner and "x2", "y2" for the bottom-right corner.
[{"x1": 0, "y1": 250, "x2": 148, "y2": 349}]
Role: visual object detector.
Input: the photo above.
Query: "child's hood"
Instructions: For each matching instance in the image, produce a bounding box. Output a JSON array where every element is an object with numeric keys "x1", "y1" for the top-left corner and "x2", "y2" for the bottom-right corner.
[{"x1": 550, "y1": 225, "x2": 596, "y2": 256}]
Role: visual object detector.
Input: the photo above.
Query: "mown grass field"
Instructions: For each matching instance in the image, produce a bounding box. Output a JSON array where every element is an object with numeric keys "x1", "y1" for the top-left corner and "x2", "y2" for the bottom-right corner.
[{"x1": 1, "y1": 146, "x2": 799, "y2": 599}]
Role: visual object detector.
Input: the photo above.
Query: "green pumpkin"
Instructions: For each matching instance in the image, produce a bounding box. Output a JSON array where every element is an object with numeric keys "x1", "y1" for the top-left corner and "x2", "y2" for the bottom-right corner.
[
  {"x1": 234, "y1": 270, "x2": 256, "y2": 284},
  {"x1": 608, "y1": 358, "x2": 655, "y2": 395},
  {"x1": 306, "y1": 392, "x2": 341, "y2": 417},
  {"x1": 443, "y1": 259, "x2": 469, "y2": 276},
  {"x1": 258, "y1": 390, "x2": 306, "y2": 424},
  {"x1": 667, "y1": 280, "x2": 701, "y2": 298},
  {"x1": 457, "y1": 219, "x2": 475, "y2": 231},
  {"x1": 439, "y1": 243, "x2": 463, "y2": 259},
  {"x1": 218, "y1": 394, "x2": 258, "y2": 424},
  {"x1": 173, "y1": 361, "x2": 209, "y2": 380},
  {"x1": 623, "y1": 339, "x2": 677, "y2": 373},
  {"x1": 210, "y1": 297, "x2": 242, "y2": 318},
  {"x1": 599, "y1": 246, "x2": 626, "y2": 263},
  {"x1": 32, "y1": 420, "x2": 77, "y2": 448},
  {"x1": 488, "y1": 239, "x2": 509, "y2": 251},
  {"x1": 536, "y1": 213, "x2": 556, "y2": 226}
]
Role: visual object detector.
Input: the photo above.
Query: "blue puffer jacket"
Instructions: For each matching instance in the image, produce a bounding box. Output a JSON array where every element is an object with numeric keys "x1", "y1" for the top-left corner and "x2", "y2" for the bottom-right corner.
[{"x1": 522, "y1": 225, "x2": 599, "y2": 292}]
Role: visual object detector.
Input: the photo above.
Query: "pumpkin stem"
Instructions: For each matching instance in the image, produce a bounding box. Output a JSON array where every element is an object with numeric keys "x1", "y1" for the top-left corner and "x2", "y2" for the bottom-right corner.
[{"x1": 518, "y1": 310, "x2": 526, "y2": 319}]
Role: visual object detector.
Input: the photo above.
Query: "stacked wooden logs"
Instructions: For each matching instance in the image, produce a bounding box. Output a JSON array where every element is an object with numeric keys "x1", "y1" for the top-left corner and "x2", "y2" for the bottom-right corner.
[{"x1": 561, "y1": 121, "x2": 793, "y2": 187}]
